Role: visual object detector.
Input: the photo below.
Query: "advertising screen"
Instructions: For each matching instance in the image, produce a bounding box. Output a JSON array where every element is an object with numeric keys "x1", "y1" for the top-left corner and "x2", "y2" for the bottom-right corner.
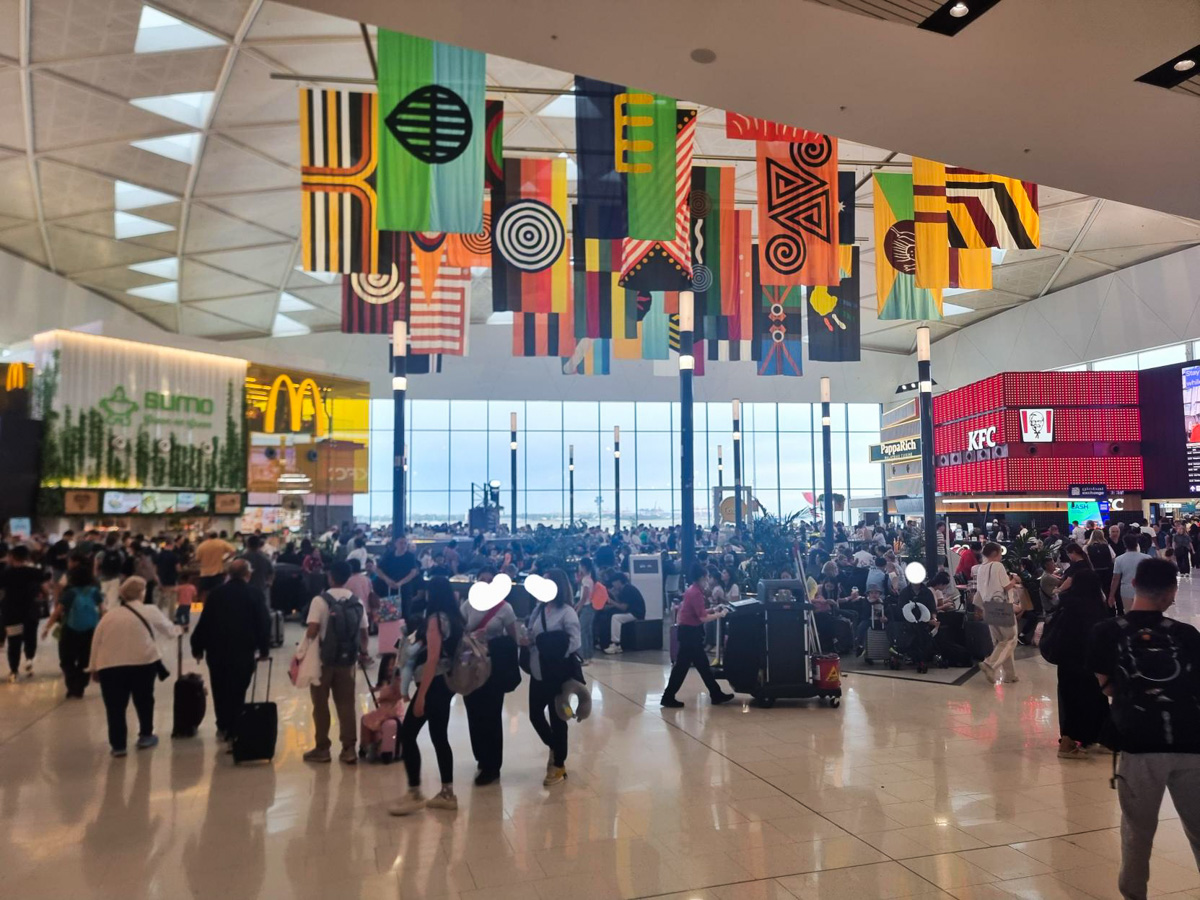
[
  {"x1": 1067, "y1": 500, "x2": 1105, "y2": 526},
  {"x1": 1183, "y1": 365, "x2": 1200, "y2": 494},
  {"x1": 102, "y1": 491, "x2": 141, "y2": 514}
]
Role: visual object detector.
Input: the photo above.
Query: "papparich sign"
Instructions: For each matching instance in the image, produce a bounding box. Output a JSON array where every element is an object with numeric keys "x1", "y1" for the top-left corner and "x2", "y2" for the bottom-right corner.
[{"x1": 870, "y1": 436, "x2": 921, "y2": 463}]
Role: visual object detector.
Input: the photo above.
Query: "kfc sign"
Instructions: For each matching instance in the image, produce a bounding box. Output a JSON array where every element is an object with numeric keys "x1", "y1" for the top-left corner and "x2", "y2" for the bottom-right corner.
[
  {"x1": 1020, "y1": 408, "x2": 1054, "y2": 443},
  {"x1": 967, "y1": 426, "x2": 997, "y2": 450}
]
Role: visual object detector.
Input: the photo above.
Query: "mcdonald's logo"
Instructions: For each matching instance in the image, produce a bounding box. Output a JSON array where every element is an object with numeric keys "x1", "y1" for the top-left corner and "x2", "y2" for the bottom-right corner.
[
  {"x1": 613, "y1": 92, "x2": 656, "y2": 174},
  {"x1": 5, "y1": 364, "x2": 25, "y2": 391},
  {"x1": 263, "y1": 375, "x2": 328, "y2": 436}
]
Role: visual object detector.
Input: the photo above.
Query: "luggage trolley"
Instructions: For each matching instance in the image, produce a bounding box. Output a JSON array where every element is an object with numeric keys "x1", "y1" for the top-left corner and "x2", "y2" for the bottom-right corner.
[{"x1": 713, "y1": 568, "x2": 841, "y2": 708}]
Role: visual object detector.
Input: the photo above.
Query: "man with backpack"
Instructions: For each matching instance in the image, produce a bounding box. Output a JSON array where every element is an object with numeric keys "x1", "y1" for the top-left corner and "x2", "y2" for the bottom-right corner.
[
  {"x1": 302, "y1": 561, "x2": 368, "y2": 764},
  {"x1": 1088, "y1": 557, "x2": 1200, "y2": 899}
]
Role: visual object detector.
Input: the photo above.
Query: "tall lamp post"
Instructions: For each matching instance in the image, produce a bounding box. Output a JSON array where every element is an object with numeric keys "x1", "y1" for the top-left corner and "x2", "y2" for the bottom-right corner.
[
  {"x1": 392, "y1": 321, "x2": 407, "y2": 537},
  {"x1": 510, "y1": 411, "x2": 518, "y2": 533},
  {"x1": 679, "y1": 292, "x2": 696, "y2": 569},
  {"x1": 820, "y1": 376, "x2": 834, "y2": 553},
  {"x1": 613, "y1": 426, "x2": 621, "y2": 532},
  {"x1": 916, "y1": 325, "x2": 938, "y2": 572},
  {"x1": 732, "y1": 398, "x2": 743, "y2": 535},
  {"x1": 716, "y1": 444, "x2": 723, "y2": 528},
  {"x1": 568, "y1": 444, "x2": 575, "y2": 527}
]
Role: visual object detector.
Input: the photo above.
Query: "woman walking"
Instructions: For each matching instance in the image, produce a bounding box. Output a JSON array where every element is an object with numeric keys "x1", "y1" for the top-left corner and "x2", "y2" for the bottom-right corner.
[
  {"x1": 574, "y1": 558, "x2": 597, "y2": 665},
  {"x1": 42, "y1": 551, "x2": 104, "y2": 698},
  {"x1": 976, "y1": 542, "x2": 1021, "y2": 683},
  {"x1": 526, "y1": 568, "x2": 581, "y2": 786},
  {"x1": 1050, "y1": 542, "x2": 1110, "y2": 759},
  {"x1": 460, "y1": 591, "x2": 519, "y2": 786},
  {"x1": 88, "y1": 576, "x2": 178, "y2": 757},
  {"x1": 390, "y1": 577, "x2": 463, "y2": 815},
  {"x1": 661, "y1": 564, "x2": 735, "y2": 708}
]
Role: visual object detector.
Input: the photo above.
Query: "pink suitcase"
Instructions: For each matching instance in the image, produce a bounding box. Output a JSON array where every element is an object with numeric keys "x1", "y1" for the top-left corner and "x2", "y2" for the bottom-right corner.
[{"x1": 378, "y1": 717, "x2": 400, "y2": 763}]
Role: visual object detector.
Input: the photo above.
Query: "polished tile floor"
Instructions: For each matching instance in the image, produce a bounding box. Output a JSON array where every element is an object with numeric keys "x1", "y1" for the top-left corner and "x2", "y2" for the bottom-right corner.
[{"x1": 4, "y1": 583, "x2": 1200, "y2": 900}]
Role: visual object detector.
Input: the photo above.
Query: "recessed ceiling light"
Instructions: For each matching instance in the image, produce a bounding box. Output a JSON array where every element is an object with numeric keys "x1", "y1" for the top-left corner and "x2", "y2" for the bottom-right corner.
[
  {"x1": 949, "y1": 2, "x2": 970, "y2": 17},
  {"x1": 690, "y1": 48, "x2": 717, "y2": 64},
  {"x1": 1174, "y1": 58, "x2": 1196, "y2": 72}
]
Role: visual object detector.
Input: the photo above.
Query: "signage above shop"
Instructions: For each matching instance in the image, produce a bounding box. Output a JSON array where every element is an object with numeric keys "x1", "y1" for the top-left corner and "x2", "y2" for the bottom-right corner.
[
  {"x1": 1068, "y1": 483, "x2": 1107, "y2": 499},
  {"x1": 1020, "y1": 408, "x2": 1054, "y2": 442},
  {"x1": 967, "y1": 426, "x2": 997, "y2": 450},
  {"x1": 869, "y1": 436, "x2": 922, "y2": 463}
]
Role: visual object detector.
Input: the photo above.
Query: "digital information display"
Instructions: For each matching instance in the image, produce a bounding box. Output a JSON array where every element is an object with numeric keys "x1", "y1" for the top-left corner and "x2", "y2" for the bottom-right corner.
[
  {"x1": 1068, "y1": 499, "x2": 1106, "y2": 525},
  {"x1": 1183, "y1": 366, "x2": 1200, "y2": 493}
]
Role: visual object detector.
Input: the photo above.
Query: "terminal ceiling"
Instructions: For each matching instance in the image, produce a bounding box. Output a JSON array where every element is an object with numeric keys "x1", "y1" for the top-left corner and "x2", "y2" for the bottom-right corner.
[{"x1": 0, "y1": 0, "x2": 1198, "y2": 355}]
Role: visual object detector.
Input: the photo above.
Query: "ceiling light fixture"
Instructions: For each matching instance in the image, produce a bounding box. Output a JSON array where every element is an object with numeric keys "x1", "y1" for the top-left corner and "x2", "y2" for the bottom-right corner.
[
  {"x1": 1174, "y1": 58, "x2": 1196, "y2": 72},
  {"x1": 1137, "y1": 43, "x2": 1200, "y2": 90},
  {"x1": 919, "y1": 0, "x2": 999, "y2": 36},
  {"x1": 949, "y1": 2, "x2": 969, "y2": 16}
]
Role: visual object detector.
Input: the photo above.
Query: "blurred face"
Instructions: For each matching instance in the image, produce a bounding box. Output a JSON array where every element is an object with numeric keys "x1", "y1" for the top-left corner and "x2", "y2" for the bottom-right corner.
[{"x1": 395, "y1": 538, "x2": 407, "y2": 554}]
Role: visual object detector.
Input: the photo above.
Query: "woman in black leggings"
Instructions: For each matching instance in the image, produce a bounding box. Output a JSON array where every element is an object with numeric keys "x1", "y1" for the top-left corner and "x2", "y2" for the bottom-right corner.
[
  {"x1": 389, "y1": 578, "x2": 463, "y2": 816},
  {"x1": 526, "y1": 568, "x2": 581, "y2": 786}
]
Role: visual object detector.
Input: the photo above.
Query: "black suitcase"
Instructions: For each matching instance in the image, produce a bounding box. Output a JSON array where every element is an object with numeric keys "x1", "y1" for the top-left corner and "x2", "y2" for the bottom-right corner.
[
  {"x1": 171, "y1": 636, "x2": 206, "y2": 738},
  {"x1": 270, "y1": 609, "x2": 284, "y2": 648},
  {"x1": 233, "y1": 658, "x2": 277, "y2": 764},
  {"x1": 964, "y1": 618, "x2": 994, "y2": 661}
]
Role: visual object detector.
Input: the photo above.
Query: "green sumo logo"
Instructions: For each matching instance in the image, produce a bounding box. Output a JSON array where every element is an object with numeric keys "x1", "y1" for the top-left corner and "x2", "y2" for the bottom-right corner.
[{"x1": 98, "y1": 386, "x2": 139, "y2": 426}]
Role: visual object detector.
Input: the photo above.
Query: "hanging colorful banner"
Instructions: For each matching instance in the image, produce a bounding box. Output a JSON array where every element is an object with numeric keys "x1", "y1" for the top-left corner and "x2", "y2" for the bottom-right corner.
[
  {"x1": 725, "y1": 112, "x2": 821, "y2": 144},
  {"x1": 753, "y1": 258, "x2": 804, "y2": 376},
  {"x1": 621, "y1": 91, "x2": 677, "y2": 241},
  {"x1": 299, "y1": 89, "x2": 401, "y2": 275},
  {"x1": 610, "y1": 287, "x2": 642, "y2": 360},
  {"x1": 688, "y1": 166, "x2": 735, "y2": 317},
  {"x1": 619, "y1": 108, "x2": 696, "y2": 292},
  {"x1": 705, "y1": 314, "x2": 753, "y2": 362},
  {"x1": 410, "y1": 232, "x2": 447, "y2": 301},
  {"x1": 445, "y1": 199, "x2": 491, "y2": 268},
  {"x1": 575, "y1": 76, "x2": 628, "y2": 239},
  {"x1": 945, "y1": 167, "x2": 1040, "y2": 249},
  {"x1": 376, "y1": 29, "x2": 485, "y2": 234},
  {"x1": 756, "y1": 135, "x2": 840, "y2": 286},
  {"x1": 874, "y1": 173, "x2": 943, "y2": 321},
  {"x1": 563, "y1": 337, "x2": 611, "y2": 376},
  {"x1": 513, "y1": 311, "x2": 575, "y2": 358},
  {"x1": 492, "y1": 157, "x2": 570, "y2": 313},
  {"x1": 807, "y1": 245, "x2": 860, "y2": 362},
  {"x1": 410, "y1": 264, "x2": 469, "y2": 356},
  {"x1": 485, "y1": 99, "x2": 504, "y2": 191},
  {"x1": 341, "y1": 233, "x2": 410, "y2": 334},
  {"x1": 639, "y1": 292, "x2": 672, "y2": 360},
  {"x1": 838, "y1": 170, "x2": 856, "y2": 246},
  {"x1": 912, "y1": 159, "x2": 992, "y2": 290},
  {"x1": 572, "y1": 205, "x2": 618, "y2": 338}
]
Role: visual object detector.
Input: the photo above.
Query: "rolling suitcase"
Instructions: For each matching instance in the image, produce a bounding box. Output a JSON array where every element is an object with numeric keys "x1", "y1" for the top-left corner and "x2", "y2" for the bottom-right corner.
[
  {"x1": 233, "y1": 658, "x2": 277, "y2": 764},
  {"x1": 358, "y1": 659, "x2": 402, "y2": 764},
  {"x1": 171, "y1": 635, "x2": 206, "y2": 738},
  {"x1": 269, "y1": 609, "x2": 284, "y2": 648}
]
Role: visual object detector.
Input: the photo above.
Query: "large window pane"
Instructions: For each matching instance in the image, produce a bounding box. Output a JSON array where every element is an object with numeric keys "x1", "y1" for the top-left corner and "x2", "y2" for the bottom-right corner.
[
  {"x1": 636, "y1": 402, "x2": 672, "y2": 432},
  {"x1": 600, "y1": 401, "x2": 634, "y2": 434},
  {"x1": 449, "y1": 491, "x2": 472, "y2": 523},
  {"x1": 411, "y1": 399, "x2": 448, "y2": 430},
  {"x1": 450, "y1": 431, "x2": 486, "y2": 490},
  {"x1": 1138, "y1": 344, "x2": 1186, "y2": 369},
  {"x1": 848, "y1": 403, "x2": 881, "y2": 432},
  {"x1": 636, "y1": 431, "x2": 672, "y2": 490},
  {"x1": 525, "y1": 435, "x2": 563, "y2": 489},
  {"x1": 526, "y1": 490, "x2": 563, "y2": 525},
  {"x1": 748, "y1": 402, "x2": 776, "y2": 433},
  {"x1": 636, "y1": 490, "x2": 673, "y2": 526},
  {"x1": 410, "y1": 491, "x2": 449, "y2": 523},
  {"x1": 526, "y1": 401, "x2": 562, "y2": 431},
  {"x1": 563, "y1": 401, "x2": 598, "y2": 430},
  {"x1": 450, "y1": 400, "x2": 487, "y2": 430},
  {"x1": 410, "y1": 431, "x2": 448, "y2": 492},
  {"x1": 370, "y1": 432, "x2": 394, "y2": 494},
  {"x1": 778, "y1": 403, "x2": 812, "y2": 431},
  {"x1": 1093, "y1": 353, "x2": 1137, "y2": 371},
  {"x1": 487, "y1": 431, "x2": 523, "y2": 487},
  {"x1": 707, "y1": 401, "x2": 732, "y2": 433},
  {"x1": 848, "y1": 433, "x2": 882, "y2": 497},
  {"x1": 564, "y1": 431, "x2": 599, "y2": 490},
  {"x1": 371, "y1": 399, "x2": 393, "y2": 432},
  {"x1": 489, "y1": 401, "x2": 521, "y2": 432}
]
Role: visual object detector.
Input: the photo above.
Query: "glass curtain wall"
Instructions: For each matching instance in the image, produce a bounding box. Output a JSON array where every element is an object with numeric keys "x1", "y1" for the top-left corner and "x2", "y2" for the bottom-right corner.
[{"x1": 355, "y1": 400, "x2": 882, "y2": 527}]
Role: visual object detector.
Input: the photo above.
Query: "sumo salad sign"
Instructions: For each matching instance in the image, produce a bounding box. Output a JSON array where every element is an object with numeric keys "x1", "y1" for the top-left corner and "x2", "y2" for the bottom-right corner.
[{"x1": 33, "y1": 332, "x2": 247, "y2": 491}]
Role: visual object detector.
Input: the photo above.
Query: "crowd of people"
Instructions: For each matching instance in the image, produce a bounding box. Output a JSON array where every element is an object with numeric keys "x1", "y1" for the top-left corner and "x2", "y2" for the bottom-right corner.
[{"x1": 1, "y1": 512, "x2": 1198, "y2": 898}]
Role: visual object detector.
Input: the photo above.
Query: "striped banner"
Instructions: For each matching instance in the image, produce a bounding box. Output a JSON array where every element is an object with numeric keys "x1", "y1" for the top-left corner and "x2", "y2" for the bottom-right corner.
[
  {"x1": 341, "y1": 233, "x2": 410, "y2": 334},
  {"x1": 299, "y1": 89, "x2": 400, "y2": 275},
  {"x1": 945, "y1": 167, "x2": 1040, "y2": 250},
  {"x1": 410, "y1": 264, "x2": 469, "y2": 355},
  {"x1": 492, "y1": 157, "x2": 570, "y2": 313},
  {"x1": 512, "y1": 311, "x2": 575, "y2": 358},
  {"x1": 619, "y1": 108, "x2": 696, "y2": 292}
]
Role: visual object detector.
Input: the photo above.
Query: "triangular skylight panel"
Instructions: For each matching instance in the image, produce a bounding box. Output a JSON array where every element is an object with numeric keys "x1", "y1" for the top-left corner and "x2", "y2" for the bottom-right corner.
[
  {"x1": 943, "y1": 302, "x2": 974, "y2": 315},
  {"x1": 131, "y1": 132, "x2": 201, "y2": 165},
  {"x1": 293, "y1": 266, "x2": 338, "y2": 285},
  {"x1": 130, "y1": 91, "x2": 215, "y2": 129},
  {"x1": 272, "y1": 313, "x2": 311, "y2": 336},
  {"x1": 127, "y1": 282, "x2": 179, "y2": 303},
  {"x1": 278, "y1": 292, "x2": 313, "y2": 313},
  {"x1": 537, "y1": 93, "x2": 575, "y2": 117},
  {"x1": 115, "y1": 180, "x2": 177, "y2": 211},
  {"x1": 134, "y1": 6, "x2": 225, "y2": 54},
  {"x1": 113, "y1": 211, "x2": 175, "y2": 239},
  {"x1": 128, "y1": 258, "x2": 179, "y2": 279}
]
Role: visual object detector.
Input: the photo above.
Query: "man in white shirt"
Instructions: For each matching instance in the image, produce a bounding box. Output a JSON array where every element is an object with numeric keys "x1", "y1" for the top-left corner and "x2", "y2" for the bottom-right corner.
[
  {"x1": 1109, "y1": 533, "x2": 1150, "y2": 616},
  {"x1": 1071, "y1": 520, "x2": 1087, "y2": 544},
  {"x1": 302, "y1": 560, "x2": 368, "y2": 765},
  {"x1": 852, "y1": 547, "x2": 875, "y2": 567}
]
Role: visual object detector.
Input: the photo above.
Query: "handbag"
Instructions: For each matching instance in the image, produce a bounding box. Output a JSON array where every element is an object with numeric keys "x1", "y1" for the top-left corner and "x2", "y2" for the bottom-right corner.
[
  {"x1": 123, "y1": 604, "x2": 170, "y2": 681},
  {"x1": 1038, "y1": 609, "x2": 1065, "y2": 665},
  {"x1": 982, "y1": 593, "x2": 1016, "y2": 628}
]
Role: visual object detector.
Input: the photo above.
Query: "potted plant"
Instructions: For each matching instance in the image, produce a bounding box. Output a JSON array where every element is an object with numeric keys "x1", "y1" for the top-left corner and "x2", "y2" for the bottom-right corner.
[{"x1": 817, "y1": 493, "x2": 846, "y2": 512}]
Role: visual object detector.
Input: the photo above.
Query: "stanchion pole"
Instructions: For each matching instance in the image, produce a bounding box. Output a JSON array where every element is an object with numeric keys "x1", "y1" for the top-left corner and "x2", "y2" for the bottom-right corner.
[
  {"x1": 821, "y1": 376, "x2": 834, "y2": 554},
  {"x1": 733, "y1": 398, "x2": 743, "y2": 536},
  {"x1": 613, "y1": 425, "x2": 621, "y2": 532},
  {"x1": 510, "y1": 411, "x2": 518, "y2": 533},
  {"x1": 568, "y1": 444, "x2": 574, "y2": 527}
]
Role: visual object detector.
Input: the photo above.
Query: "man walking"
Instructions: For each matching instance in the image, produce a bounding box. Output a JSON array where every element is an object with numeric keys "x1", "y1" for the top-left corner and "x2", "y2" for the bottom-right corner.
[
  {"x1": 1109, "y1": 533, "x2": 1149, "y2": 617},
  {"x1": 239, "y1": 535, "x2": 275, "y2": 601},
  {"x1": 1089, "y1": 557, "x2": 1200, "y2": 900},
  {"x1": 303, "y1": 561, "x2": 368, "y2": 764},
  {"x1": 190, "y1": 559, "x2": 271, "y2": 743}
]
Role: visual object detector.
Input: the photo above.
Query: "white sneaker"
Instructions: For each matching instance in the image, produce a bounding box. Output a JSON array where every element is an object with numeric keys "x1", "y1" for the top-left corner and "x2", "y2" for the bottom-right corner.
[
  {"x1": 603, "y1": 645, "x2": 623, "y2": 655},
  {"x1": 388, "y1": 789, "x2": 426, "y2": 816},
  {"x1": 426, "y1": 788, "x2": 458, "y2": 811}
]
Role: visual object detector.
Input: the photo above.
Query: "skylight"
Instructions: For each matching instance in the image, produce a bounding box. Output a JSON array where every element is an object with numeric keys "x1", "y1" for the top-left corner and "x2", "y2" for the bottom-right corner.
[
  {"x1": 943, "y1": 301, "x2": 974, "y2": 316},
  {"x1": 277, "y1": 292, "x2": 314, "y2": 313},
  {"x1": 293, "y1": 266, "x2": 339, "y2": 285},
  {"x1": 127, "y1": 282, "x2": 179, "y2": 303},
  {"x1": 134, "y1": 6, "x2": 225, "y2": 54},
  {"x1": 130, "y1": 91, "x2": 215, "y2": 129},
  {"x1": 537, "y1": 94, "x2": 576, "y2": 117},
  {"x1": 114, "y1": 180, "x2": 176, "y2": 211},
  {"x1": 128, "y1": 258, "x2": 179, "y2": 279},
  {"x1": 113, "y1": 211, "x2": 175, "y2": 239},
  {"x1": 130, "y1": 132, "x2": 201, "y2": 165},
  {"x1": 272, "y1": 313, "x2": 311, "y2": 337}
]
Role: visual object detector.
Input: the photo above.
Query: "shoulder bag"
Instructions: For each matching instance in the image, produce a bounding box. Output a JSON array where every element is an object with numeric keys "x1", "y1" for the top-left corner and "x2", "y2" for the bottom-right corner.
[{"x1": 124, "y1": 604, "x2": 171, "y2": 681}]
